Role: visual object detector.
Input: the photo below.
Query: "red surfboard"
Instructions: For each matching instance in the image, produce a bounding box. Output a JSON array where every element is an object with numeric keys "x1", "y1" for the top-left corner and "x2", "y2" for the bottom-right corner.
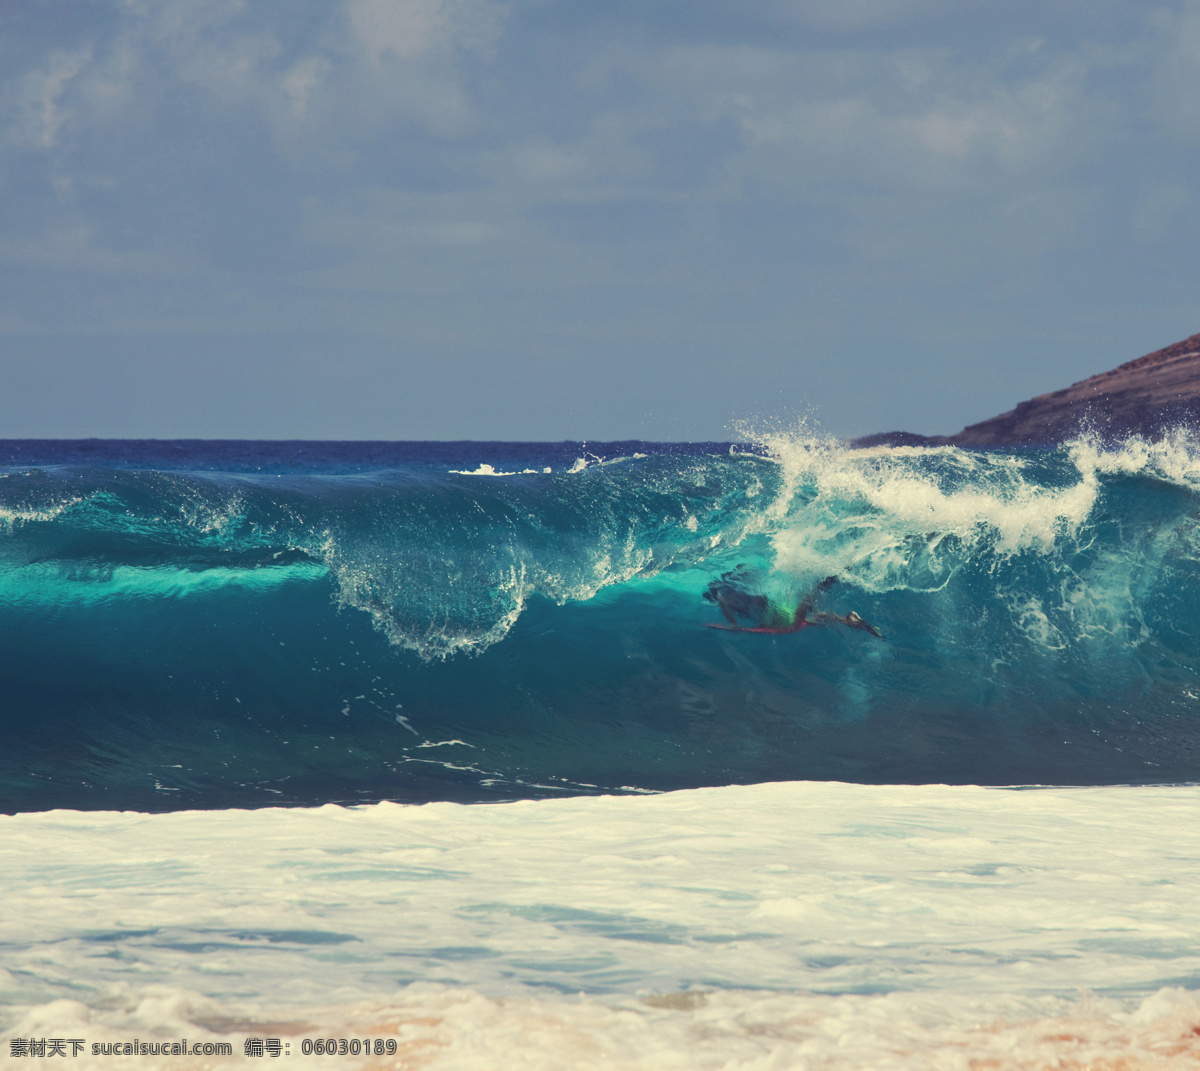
[{"x1": 703, "y1": 623, "x2": 808, "y2": 634}]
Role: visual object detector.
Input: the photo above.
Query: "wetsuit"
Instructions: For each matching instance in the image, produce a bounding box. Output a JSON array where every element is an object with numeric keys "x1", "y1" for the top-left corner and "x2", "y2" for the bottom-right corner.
[{"x1": 703, "y1": 570, "x2": 882, "y2": 637}]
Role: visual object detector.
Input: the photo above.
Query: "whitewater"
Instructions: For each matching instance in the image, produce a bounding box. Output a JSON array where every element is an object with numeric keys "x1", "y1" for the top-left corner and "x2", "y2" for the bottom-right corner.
[{"x1": 2, "y1": 431, "x2": 1199, "y2": 1067}]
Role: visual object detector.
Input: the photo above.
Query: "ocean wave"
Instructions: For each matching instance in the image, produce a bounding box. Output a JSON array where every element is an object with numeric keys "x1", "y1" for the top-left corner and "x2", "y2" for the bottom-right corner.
[{"x1": 2, "y1": 435, "x2": 1200, "y2": 808}]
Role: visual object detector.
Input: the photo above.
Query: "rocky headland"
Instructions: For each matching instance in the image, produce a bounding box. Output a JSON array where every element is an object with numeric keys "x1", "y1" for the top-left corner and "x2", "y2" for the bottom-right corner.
[{"x1": 854, "y1": 330, "x2": 1200, "y2": 449}]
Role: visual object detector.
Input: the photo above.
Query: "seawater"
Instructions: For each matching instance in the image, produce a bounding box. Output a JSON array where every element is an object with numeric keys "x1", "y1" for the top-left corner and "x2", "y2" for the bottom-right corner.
[
  {"x1": 2, "y1": 432, "x2": 1200, "y2": 809},
  {"x1": 2, "y1": 432, "x2": 1199, "y2": 1067}
]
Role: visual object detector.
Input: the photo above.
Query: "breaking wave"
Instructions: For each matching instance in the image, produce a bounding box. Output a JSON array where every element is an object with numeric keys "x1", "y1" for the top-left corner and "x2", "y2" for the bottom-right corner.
[{"x1": 2, "y1": 431, "x2": 1200, "y2": 810}]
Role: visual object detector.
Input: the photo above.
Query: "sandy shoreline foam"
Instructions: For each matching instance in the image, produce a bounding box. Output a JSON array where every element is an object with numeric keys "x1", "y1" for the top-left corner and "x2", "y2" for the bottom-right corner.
[
  {"x1": 3, "y1": 781, "x2": 1199, "y2": 1066},
  {"x1": 5, "y1": 983, "x2": 1200, "y2": 1069}
]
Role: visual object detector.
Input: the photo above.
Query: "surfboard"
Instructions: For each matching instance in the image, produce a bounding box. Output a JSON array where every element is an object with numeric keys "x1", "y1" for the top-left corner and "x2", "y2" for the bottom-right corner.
[{"x1": 704, "y1": 623, "x2": 804, "y2": 634}]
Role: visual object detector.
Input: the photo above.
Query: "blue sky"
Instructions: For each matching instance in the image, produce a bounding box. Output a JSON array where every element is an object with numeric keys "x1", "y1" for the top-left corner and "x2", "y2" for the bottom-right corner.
[{"x1": 2, "y1": 0, "x2": 1199, "y2": 440}]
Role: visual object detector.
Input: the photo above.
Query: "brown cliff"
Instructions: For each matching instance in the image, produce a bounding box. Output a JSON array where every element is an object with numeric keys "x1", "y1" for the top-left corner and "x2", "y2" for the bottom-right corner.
[{"x1": 853, "y1": 331, "x2": 1200, "y2": 449}]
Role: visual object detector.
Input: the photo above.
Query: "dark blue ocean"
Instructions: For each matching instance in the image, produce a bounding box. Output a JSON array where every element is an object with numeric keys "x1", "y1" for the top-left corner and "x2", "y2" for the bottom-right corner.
[{"x1": 3, "y1": 434, "x2": 1199, "y2": 812}]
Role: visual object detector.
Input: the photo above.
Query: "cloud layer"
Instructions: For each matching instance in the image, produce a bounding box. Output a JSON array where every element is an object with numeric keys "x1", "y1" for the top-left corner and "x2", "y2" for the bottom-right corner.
[{"x1": 2, "y1": 0, "x2": 1199, "y2": 438}]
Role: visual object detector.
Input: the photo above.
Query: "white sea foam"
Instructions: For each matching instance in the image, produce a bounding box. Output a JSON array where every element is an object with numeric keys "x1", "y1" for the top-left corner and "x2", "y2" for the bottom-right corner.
[
  {"x1": 2, "y1": 782, "x2": 1199, "y2": 1067},
  {"x1": 1070, "y1": 427, "x2": 1200, "y2": 490},
  {"x1": 321, "y1": 541, "x2": 535, "y2": 660},
  {"x1": 726, "y1": 422, "x2": 1200, "y2": 651},
  {"x1": 745, "y1": 421, "x2": 1099, "y2": 576},
  {"x1": 0, "y1": 496, "x2": 85, "y2": 533},
  {"x1": 172, "y1": 483, "x2": 250, "y2": 536},
  {"x1": 449, "y1": 464, "x2": 548, "y2": 475}
]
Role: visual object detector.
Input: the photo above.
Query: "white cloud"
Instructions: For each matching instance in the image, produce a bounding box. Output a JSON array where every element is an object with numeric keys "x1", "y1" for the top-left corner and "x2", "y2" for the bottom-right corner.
[
  {"x1": 2, "y1": 0, "x2": 506, "y2": 162},
  {"x1": 1152, "y1": 0, "x2": 1200, "y2": 142},
  {"x1": 383, "y1": 219, "x2": 499, "y2": 245},
  {"x1": 8, "y1": 46, "x2": 93, "y2": 149},
  {"x1": 495, "y1": 112, "x2": 655, "y2": 191},
  {"x1": 771, "y1": 0, "x2": 955, "y2": 31},
  {"x1": 620, "y1": 37, "x2": 1100, "y2": 205},
  {"x1": 282, "y1": 56, "x2": 332, "y2": 118},
  {"x1": 0, "y1": 220, "x2": 184, "y2": 277},
  {"x1": 350, "y1": 0, "x2": 460, "y2": 63}
]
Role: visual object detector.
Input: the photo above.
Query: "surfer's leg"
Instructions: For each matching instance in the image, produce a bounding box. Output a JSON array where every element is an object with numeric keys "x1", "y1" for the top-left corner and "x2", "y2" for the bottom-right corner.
[{"x1": 717, "y1": 596, "x2": 740, "y2": 626}]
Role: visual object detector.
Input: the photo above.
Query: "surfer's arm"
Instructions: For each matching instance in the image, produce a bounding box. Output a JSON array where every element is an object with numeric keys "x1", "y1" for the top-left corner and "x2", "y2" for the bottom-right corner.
[
  {"x1": 842, "y1": 611, "x2": 884, "y2": 639},
  {"x1": 796, "y1": 575, "x2": 838, "y2": 619}
]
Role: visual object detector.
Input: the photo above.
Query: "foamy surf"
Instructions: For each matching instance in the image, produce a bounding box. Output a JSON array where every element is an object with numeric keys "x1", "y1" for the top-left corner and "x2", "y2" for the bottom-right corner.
[
  {"x1": 2, "y1": 781, "x2": 1200, "y2": 1067},
  {"x1": 5, "y1": 984, "x2": 1198, "y2": 1069}
]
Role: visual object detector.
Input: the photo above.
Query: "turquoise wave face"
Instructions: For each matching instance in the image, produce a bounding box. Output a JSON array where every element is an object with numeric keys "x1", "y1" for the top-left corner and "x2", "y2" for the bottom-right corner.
[{"x1": 2, "y1": 433, "x2": 1200, "y2": 811}]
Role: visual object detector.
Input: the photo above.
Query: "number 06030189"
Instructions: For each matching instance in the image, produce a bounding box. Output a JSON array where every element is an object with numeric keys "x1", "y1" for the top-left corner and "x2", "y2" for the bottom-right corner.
[{"x1": 300, "y1": 1038, "x2": 398, "y2": 1056}]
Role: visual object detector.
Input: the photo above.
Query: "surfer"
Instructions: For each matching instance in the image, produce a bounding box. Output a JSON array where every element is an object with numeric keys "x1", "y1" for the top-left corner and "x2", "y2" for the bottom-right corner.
[{"x1": 703, "y1": 567, "x2": 883, "y2": 637}]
